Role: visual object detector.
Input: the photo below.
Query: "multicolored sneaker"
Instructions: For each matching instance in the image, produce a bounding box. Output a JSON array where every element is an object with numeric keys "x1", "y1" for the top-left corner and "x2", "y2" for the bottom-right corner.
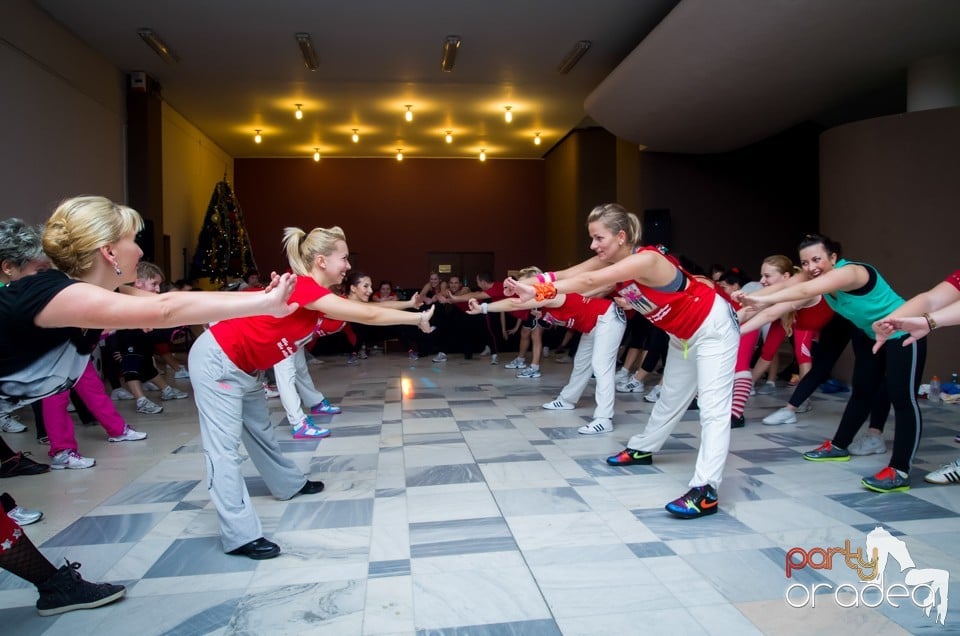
[
  {"x1": 665, "y1": 485, "x2": 719, "y2": 518},
  {"x1": 310, "y1": 399, "x2": 342, "y2": 415},
  {"x1": 803, "y1": 440, "x2": 850, "y2": 462},
  {"x1": 606, "y1": 448, "x2": 652, "y2": 466},
  {"x1": 292, "y1": 419, "x2": 329, "y2": 439},
  {"x1": 861, "y1": 466, "x2": 910, "y2": 493}
]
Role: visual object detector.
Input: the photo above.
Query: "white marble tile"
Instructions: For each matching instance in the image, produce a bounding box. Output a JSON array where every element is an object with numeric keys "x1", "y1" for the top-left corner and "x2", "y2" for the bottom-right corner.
[
  {"x1": 405, "y1": 483, "x2": 500, "y2": 523},
  {"x1": 412, "y1": 550, "x2": 528, "y2": 575},
  {"x1": 478, "y1": 460, "x2": 567, "y2": 489},
  {"x1": 506, "y1": 512, "x2": 623, "y2": 551},
  {"x1": 403, "y1": 442, "x2": 475, "y2": 468},
  {"x1": 555, "y1": 607, "x2": 706, "y2": 635},
  {"x1": 362, "y1": 576, "x2": 415, "y2": 635}
]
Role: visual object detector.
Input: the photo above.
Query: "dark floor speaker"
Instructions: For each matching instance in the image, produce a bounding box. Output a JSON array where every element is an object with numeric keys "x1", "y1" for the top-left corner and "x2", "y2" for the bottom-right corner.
[{"x1": 643, "y1": 209, "x2": 672, "y2": 248}]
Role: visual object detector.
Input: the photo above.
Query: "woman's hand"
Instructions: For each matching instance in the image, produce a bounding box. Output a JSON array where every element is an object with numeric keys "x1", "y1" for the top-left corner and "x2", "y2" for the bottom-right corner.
[
  {"x1": 613, "y1": 297, "x2": 630, "y2": 310},
  {"x1": 263, "y1": 272, "x2": 299, "y2": 317},
  {"x1": 739, "y1": 294, "x2": 770, "y2": 310},
  {"x1": 466, "y1": 298, "x2": 483, "y2": 315},
  {"x1": 872, "y1": 316, "x2": 928, "y2": 352},
  {"x1": 505, "y1": 277, "x2": 536, "y2": 302},
  {"x1": 417, "y1": 305, "x2": 436, "y2": 333}
]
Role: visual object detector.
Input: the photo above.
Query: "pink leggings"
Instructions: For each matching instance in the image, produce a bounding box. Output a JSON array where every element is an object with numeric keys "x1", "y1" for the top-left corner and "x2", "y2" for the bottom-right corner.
[{"x1": 44, "y1": 361, "x2": 126, "y2": 457}]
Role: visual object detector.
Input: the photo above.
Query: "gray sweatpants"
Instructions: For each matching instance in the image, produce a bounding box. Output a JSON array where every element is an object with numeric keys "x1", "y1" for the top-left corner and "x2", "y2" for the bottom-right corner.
[{"x1": 188, "y1": 330, "x2": 307, "y2": 552}]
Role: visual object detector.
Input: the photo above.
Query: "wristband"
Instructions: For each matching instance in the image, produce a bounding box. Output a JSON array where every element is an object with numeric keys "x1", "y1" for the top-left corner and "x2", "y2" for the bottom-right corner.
[
  {"x1": 545, "y1": 271, "x2": 557, "y2": 283},
  {"x1": 533, "y1": 282, "x2": 557, "y2": 302},
  {"x1": 923, "y1": 312, "x2": 937, "y2": 331},
  {"x1": 536, "y1": 274, "x2": 546, "y2": 283},
  {"x1": 481, "y1": 302, "x2": 489, "y2": 315}
]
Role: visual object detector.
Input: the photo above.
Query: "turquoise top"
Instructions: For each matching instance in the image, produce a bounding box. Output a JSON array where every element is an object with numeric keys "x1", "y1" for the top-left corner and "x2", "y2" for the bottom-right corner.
[{"x1": 823, "y1": 259, "x2": 904, "y2": 339}]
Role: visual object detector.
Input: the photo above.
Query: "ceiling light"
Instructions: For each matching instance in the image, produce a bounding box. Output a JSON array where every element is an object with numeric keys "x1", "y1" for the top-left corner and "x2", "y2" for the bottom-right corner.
[
  {"x1": 479, "y1": 149, "x2": 486, "y2": 162},
  {"x1": 295, "y1": 104, "x2": 303, "y2": 120},
  {"x1": 313, "y1": 148, "x2": 320, "y2": 162},
  {"x1": 534, "y1": 132, "x2": 542, "y2": 146},
  {"x1": 253, "y1": 129, "x2": 262, "y2": 144},
  {"x1": 441, "y1": 35, "x2": 460, "y2": 72},
  {"x1": 396, "y1": 148, "x2": 404, "y2": 162},
  {"x1": 295, "y1": 32, "x2": 319, "y2": 71},
  {"x1": 137, "y1": 29, "x2": 178, "y2": 64},
  {"x1": 504, "y1": 106, "x2": 513, "y2": 123},
  {"x1": 445, "y1": 131, "x2": 453, "y2": 144},
  {"x1": 557, "y1": 40, "x2": 591, "y2": 74},
  {"x1": 405, "y1": 105, "x2": 413, "y2": 122},
  {"x1": 352, "y1": 129, "x2": 359, "y2": 143}
]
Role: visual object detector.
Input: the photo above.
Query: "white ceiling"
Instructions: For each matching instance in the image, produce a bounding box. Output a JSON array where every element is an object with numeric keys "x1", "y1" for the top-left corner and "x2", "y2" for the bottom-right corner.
[{"x1": 32, "y1": 0, "x2": 960, "y2": 159}]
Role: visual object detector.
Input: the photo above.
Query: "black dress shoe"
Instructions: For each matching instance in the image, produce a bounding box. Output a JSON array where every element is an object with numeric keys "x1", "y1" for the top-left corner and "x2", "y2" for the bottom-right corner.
[
  {"x1": 297, "y1": 479, "x2": 325, "y2": 496},
  {"x1": 228, "y1": 537, "x2": 280, "y2": 560}
]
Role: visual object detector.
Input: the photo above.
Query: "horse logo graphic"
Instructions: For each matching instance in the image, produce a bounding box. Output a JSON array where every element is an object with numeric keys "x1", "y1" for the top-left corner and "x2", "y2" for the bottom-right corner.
[{"x1": 865, "y1": 526, "x2": 949, "y2": 625}]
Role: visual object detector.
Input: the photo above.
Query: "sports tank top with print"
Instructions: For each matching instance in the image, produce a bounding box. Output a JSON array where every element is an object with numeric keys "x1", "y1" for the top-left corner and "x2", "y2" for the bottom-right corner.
[{"x1": 541, "y1": 294, "x2": 612, "y2": 334}]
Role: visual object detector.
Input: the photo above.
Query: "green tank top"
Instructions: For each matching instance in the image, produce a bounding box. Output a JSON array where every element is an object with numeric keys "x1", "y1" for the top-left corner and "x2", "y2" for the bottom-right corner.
[{"x1": 823, "y1": 259, "x2": 904, "y2": 339}]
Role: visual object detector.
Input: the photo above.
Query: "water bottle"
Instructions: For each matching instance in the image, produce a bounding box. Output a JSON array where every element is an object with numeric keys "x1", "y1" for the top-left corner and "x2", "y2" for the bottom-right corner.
[{"x1": 928, "y1": 375, "x2": 941, "y2": 404}]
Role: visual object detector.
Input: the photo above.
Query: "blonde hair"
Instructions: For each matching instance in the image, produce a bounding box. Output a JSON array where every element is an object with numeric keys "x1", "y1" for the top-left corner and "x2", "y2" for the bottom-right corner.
[
  {"x1": 42, "y1": 196, "x2": 143, "y2": 277},
  {"x1": 282, "y1": 226, "x2": 346, "y2": 276},
  {"x1": 587, "y1": 203, "x2": 640, "y2": 247},
  {"x1": 517, "y1": 265, "x2": 543, "y2": 278},
  {"x1": 762, "y1": 254, "x2": 795, "y2": 275}
]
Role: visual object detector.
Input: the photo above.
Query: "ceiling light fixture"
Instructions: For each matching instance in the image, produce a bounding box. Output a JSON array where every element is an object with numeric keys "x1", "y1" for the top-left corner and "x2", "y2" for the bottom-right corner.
[
  {"x1": 405, "y1": 105, "x2": 413, "y2": 122},
  {"x1": 557, "y1": 40, "x2": 591, "y2": 74},
  {"x1": 534, "y1": 132, "x2": 542, "y2": 146},
  {"x1": 253, "y1": 129, "x2": 262, "y2": 144},
  {"x1": 313, "y1": 148, "x2": 320, "y2": 162},
  {"x1": 295, "y1": 104, "x2": 303, "y2": 120},
  {"x1": 441, "y1": 35, "x2": 461, "y2": 72},
  {"x1": 396, "y1": 148, "x2": 404, "y2": 161},
  {"x1": 295, "y1": 32, "x2": 319, "y2": 71},
  {"x1": 137, "y1": 29, "x2": 178, "y2": 64},
  {"x1": 445, "y1": 131, "x2": 453, "y2": 144},
  {"x1": 504, "y1": 106, "x2": 513, "y2": 123},
  {"x1": 479, "y1": 149, "x2": 486, "y2": 162},
  {"x1": 351, "y1": 129, "x2": 359, "y2": 143}
]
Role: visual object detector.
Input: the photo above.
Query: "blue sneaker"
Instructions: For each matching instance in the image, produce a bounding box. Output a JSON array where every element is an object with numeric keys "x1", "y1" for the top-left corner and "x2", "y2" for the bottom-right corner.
[
  {"x1": 665, "y1": 485, "x2": 718, "y2": 518},
  {"x1": 310, "y1": 399, "x2": 341, "y2": 415},
  {"x1": 861, "y1": 467, "x2": 909, "y2": 493},
  {"x1": 803, "y1": 440, "x2": 851, "y2": 462},
  {"x1": 292, "y1": 417, "x2": 330, "y2": 439}
]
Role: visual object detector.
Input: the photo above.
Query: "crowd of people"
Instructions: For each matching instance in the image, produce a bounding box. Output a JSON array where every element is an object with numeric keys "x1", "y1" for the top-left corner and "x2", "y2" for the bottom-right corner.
[{"x1": 1, "y1": 196, "x2": 957, "y2": 618}]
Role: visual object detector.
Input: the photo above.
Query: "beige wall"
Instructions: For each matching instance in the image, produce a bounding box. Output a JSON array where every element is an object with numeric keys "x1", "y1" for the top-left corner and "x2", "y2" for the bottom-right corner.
[
  {"x1": 821, "y1": 106, "x2": 960, "y2": 380},
  {"x1": 161, "y1": 104, "x2": 234, "y2": 282},
  {"x1": 0, "y1": 0, "x2": 124, "y2": 221}
]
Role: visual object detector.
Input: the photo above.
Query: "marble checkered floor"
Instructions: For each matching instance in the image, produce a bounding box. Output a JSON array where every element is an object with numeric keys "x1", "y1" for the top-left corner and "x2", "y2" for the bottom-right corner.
[{"x1": 2, "y1": 353, "x2": 960, "y2": 635}]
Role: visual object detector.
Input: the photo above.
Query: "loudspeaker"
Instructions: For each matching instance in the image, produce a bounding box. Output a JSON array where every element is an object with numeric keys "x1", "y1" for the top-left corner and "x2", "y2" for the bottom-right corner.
[{"x1": 642, "y1": 209, "x2": 672, "y2": 248}]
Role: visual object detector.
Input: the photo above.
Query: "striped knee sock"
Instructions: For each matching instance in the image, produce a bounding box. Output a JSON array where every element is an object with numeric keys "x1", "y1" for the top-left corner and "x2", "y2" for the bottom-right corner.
[{"x1": 731, "y1": 371, "x2": 753, "y2": 418}]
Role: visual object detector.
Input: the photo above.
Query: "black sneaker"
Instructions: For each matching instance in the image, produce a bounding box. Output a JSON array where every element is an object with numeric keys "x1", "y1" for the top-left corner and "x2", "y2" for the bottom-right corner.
[
  {"x1": 0, "y1": 451, "x2": 50, "y2": 478},
  {"x1": 606, "y1": 448, "x2": 653, "y2": 466},
  {"x1": 665, "y1": 485, "x2": 718, "y2": 519},
  {"x1": 36, "y1": 560, "x2": 126, "y2": 616},
  {"x1": 730, "y1": 414, "x2": 745, "y2": 429}
]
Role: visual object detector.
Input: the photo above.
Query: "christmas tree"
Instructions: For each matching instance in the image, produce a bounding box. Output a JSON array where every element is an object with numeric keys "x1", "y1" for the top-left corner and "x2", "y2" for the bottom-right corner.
[{"x1": 190, "y1": 179, "x2": 257, "y2": 285}]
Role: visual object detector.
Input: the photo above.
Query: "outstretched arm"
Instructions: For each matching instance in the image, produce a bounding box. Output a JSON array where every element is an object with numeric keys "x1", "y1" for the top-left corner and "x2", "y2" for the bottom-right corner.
[
  {"x1": 309, "y1": 294, "x2": 435, "y2": 332},
  {"x1": 742, "y1": 264, "x2": 866, "y2": 309},
  {"x1": 873, "y1": 280, "x2": 960, "y2": 350}
]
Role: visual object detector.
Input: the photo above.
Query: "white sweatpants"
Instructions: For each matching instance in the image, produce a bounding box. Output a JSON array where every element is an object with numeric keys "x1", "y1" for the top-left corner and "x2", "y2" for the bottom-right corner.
[
  {"x1": 558, "y1": 304, "x2": 626, "y2": 421},
  {"x1": 274, "y1": 348, "x2": 327, "y2": 425},
  {"x1": 624, "y1": 298, "x2": 739, "y2": 489}
]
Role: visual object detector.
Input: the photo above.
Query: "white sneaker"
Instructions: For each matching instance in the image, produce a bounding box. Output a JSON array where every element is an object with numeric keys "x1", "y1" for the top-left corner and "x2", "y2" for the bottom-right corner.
[
  {"x1": 615, "y1": 367, "x2": 630, "y2": 383},
  {"x1": 505, "y1": 357, "x2": 526, "y2": 369},
  {"x1": 50, "y1": 450, "x2": 95, "y2": 470},
  {"x1": 136, "y1": 397, "x2": 163, "y2": 414},
  {"x1": 643, "y1": 385, "x2": 661, "y2": 403},
  {"x1": 7, "y1": 505, "x2": 43, "y2": 525},
  {"x1": 555, "y1": 354, "x2": 572, "y2": 364},
  {"x1": 796, "y1": 400, "x2": 813, "y2": 414},
  {"x1": 543, "y1": 398, "x2": 575, "y2": 410},
  {"x1": 762, "y1": 407, "x2": 797, "y2": 425},
  {"x1": 516, "y1": 366, "x2": 541, "y2": 378},
  {"x1": 432, "y1": 352, "x2": 448, "y2": 363},
  {"x1": 848, "y1": 435, "x2": 886, "y2": 456},
  {"x1": 755, "y1": 381, "x2": 776, "y2": 395},
  {"x1": 108, "y1": 426, "x2": 148, "y2": 442},
  {"x1": 110, "y1": 388, "x2": 135, "y2": 401},
  {"x1": 616, "y1": 378, "x2": 645, "y2": 393},
  {"x1": 925, "y1": 459, "x2": 960, "y2": 484},
  {"x1": 542, "y1": 346, "x2": 550, "y2": 357},
  {"x1": 490, "y1": 354, "x2": 498, "y2": 365},
  {"x1": 0, "y1": 414, "x2": 27, "y2": 433},
  {"x1": 143, "y1": 381, "x2": 161, "y2": 391},
  {"x1": 578, "y1": 418, "x2": 613, "y2": 435},
  {"x1": 480, "y1": 345, "x2": 491, "y2": 357},
  {"x1": 173, "y1": 366, "x2": 190, "y2": 379},
  {"x1": 161, "y1": 385, "x2": 189, "y2": 400}
]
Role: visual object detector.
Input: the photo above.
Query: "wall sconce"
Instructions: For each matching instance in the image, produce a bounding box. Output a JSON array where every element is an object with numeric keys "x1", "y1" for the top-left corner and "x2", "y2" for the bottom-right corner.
[
  {"x1": 479, "y1": 149, "x2": 486, "y2": 162},
  {"x1": 352, "y1": 129, "x2": 359, "y2": 143},
  {"x1": 396, "y1": 148, "x2": 404, "y2": 161},
  {"x1": 445, "y1": 131, "x2": 453, "y2": 144},
  {"x1": 405, "y1": 105, "x2": 413, "y2": 122},
  {"x1": 254, "y1": 129, "x2": 262, "y2": 144},
  {"x1": 534, "y1": 132, "x2": 541, "y2": 146},
  {"x1": 504, "y1": 106, "x2": 512, "y2": 123},
  {"x1": 313, "y1": 148, "x2": 320, "y2": 161},
  {"x1": 295, "y1": 104, "x2": 303, "y2": 120}
]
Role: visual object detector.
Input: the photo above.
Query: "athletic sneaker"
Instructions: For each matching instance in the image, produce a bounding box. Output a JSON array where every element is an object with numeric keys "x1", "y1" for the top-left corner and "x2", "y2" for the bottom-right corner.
[
  {"x1": 0, "y1": 414, "x2": 26, "y2": 433},
  {"x1": 644, "y1": 385, "x2": 661, "y2": 403},
  {"x1": 490, "y1": 354, "x2": 498, "y2": 365},
  {"x1": 0, "y1": 451, "x2": 49, "y2": 477},
  {"x1": 143, "y1": 381, "x2": 160, "y2": 391},
  {"x1": 50, "y1": 450, "x2": 95, "y2": 470},
  {"x1": 161, "y1": 385, "x2": 189, "y2": 400},
  {"x1": 7, "y1": 504, "x2": 43, "y2": 526},
  {"x1": 755, "y1": 381, "x2": 776, "y2": 395},
  {"x1": 136, "y1": 397, "x2": 163, "y2": 414},
  {"x1": 954, "y1": 432, "x2": 960, "y2": 444},
  {"x1": 665, "y1": 485, "x2": 719, "y2": 518},
  {"x1": 861, "y1": 467, "x2": 910, "y2": 493},
  {"x1": 292, "y1": 419, "x2": 330, "y2": 439},
  {"x1": 795, "y1": 400, "x2": 813, "y2": 414},
  {"x1": 730, "y1": 414, "x2": 746, "y2": 429},
  {"x1": 848, "y1": 434, "x2": 886, "y2": 456},
  {"x1": 301, "y1": 415, "x2": 331, "y2": 437},
  {"x1": 542, "y1": 346, "x2": 550, "y2": 357},
  {"x1": 108, "y1": 426, "x2": 147, "y2": 442},
  {"x1": 542, "y1": 398, "x2": 575, "y2": 410},
  {"x1": 803, "y1": 440, "x2": 851, "y2": 462},
  {"x1": 924, "y1": 459, "x2": 960, "y2": 484},
  {"x1": 578, "y1": 418, "x2": 612, "y2": 435},
  {"x1": 347, "y1": 353, "x2": 359, "y2": 365},
  {"x1": 616, "y1": 378, "x2": 645, "y2": 393},
  {"x1": 555, "y1": 354, "x2": 572, "y2": 364},
  {"x1": 762, "y1": 407, "x2": 797, "y2": 425},
  {"x1": 263, "y1": 384, "x2": 280, "y2": 399},
  {"x1": 110, "y1": 388, "x2": 135, "y2": 401},
  {"x1": 516, "y1": 366, "x2": 541, "y2": 378},
  {"x1": 479, "y1": 345, "x2": 491, "y2": 357},
  {"x1": 505, "y1": 357, "x2": 526, "y2": 369},
  {"x1": 606, "y1": 448, "x2": 652, "y2": 466},
  {"x1": 615, "y1": 367, "x2": 630, "y2": 383},
  {"x1": 432, "y1": 352, "x2": 448, "y2": 363},
  {"x1": 172, "y1": 366, "x2": 190, "y2": 379},
  {"x1": 35, "y1": 560, "x2": 125, "y2": 616},
  {"x1": 310, "y1": 399, "x2": 342, "y2": 415}
]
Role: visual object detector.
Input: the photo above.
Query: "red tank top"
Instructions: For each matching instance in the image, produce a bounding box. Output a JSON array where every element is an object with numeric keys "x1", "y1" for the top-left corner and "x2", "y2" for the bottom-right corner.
[
  {"x1": 794, "y1": 296, "x2": 834, "y2": 331},
  {"x1": 947, "y1": 269, "x2": 960, "y2": 292},
  {"x1": 541, "y1": 294, "x2": 612, "y2": 333}
]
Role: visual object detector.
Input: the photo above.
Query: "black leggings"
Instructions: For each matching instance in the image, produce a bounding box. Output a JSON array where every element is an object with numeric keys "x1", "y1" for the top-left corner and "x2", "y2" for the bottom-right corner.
[{"x1": 639, "y1": 326, "x2": 669, "y2": 374}]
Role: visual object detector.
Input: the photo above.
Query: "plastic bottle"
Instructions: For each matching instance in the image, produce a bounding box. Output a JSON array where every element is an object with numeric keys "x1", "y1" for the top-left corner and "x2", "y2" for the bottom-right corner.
[{"x1": 928, "y1": 375, "x2": 941, "y2": 404}]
